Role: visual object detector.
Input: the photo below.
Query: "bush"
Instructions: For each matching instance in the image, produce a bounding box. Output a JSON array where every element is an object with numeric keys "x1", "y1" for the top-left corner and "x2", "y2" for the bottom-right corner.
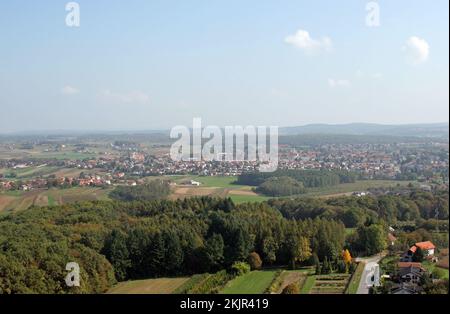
[
  {"x1": 247, "y1": 252, "x2": 263, "y2": 270},
  {"x1": 230, "y1": 262, "x2": 251, "y2": 276},
  {"x1": 281, "y1": 283, "x2": 299, "y2": 294}
]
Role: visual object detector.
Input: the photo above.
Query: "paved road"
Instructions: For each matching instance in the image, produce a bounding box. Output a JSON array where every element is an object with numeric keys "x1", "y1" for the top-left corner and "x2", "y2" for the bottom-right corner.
[{"x1": 355, "y1": 253, "x2": 386, "y2": 294}]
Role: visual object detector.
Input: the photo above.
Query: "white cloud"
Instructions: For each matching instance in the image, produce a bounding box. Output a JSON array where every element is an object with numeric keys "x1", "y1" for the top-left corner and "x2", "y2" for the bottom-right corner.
[
  {"x1": 61, "y1": 85, "x2": 79, "y2": 95},
  {"x1": 97, "y1": 90, "x2": 150, "y2": 105},
  {"x1": 285, "y1": 29, "x2": 332, "y2": 55},
  {"x1": 328, "y1": 79, "x2": 351, "y2": 88},
  {"x1": 404, "y1": 36, "x2": 430, "y2": 65}
]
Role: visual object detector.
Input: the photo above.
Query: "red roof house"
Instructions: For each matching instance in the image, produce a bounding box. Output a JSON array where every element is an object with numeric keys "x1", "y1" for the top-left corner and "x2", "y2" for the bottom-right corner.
[{"x1": 409, "y1": 241, "x2": 436, "y2": 256}]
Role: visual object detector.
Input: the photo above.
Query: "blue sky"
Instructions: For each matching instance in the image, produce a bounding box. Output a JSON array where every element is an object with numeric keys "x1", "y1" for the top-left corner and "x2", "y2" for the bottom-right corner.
[{"x1": 0, "y1": 0, "x2": 448, "y2": 132}]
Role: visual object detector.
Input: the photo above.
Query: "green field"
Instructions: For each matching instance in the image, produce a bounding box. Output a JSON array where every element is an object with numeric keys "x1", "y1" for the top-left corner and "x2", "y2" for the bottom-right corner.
[
  {"x1": 220, "y1": 271, "x2": 278, "y2": 294},
  {"x1": 185, "y1": 176, "x2": 241, "y2": 188},
  {"x1": 0, "y1": 166, "x2": 61, "y2": 179},
  {"x1": 107, "y1": 277, "x2": 190, "y2": 294},
  {"x1": 30, "y1": 151, "x2": 97, "y2": 160},
  {"x1": 228, "y1": 194, "x2": 272, "y2": 204},
  {"x1": 167, "y1": 176, "x2": 418, "y2": 205},
  {"x1": 300, "y1": 276, "x2": 316, "y2": 294},
  {"x1": 298, "y1": 180, "x2": 416, "y2": 198}
]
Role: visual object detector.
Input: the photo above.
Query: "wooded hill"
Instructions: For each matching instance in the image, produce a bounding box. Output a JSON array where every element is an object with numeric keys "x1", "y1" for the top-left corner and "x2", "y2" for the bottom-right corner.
[{"x1": 0, "y1": 189, "x2": 447, "y2": 294}]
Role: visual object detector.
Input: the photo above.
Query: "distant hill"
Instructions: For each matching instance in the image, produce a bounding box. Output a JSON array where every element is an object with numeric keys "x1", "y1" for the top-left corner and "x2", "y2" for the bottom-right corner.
[
  {"x1": 2, "y1": 123, "x2": 448, "y2": 140},
  {"x1": 280, "y1": 123, "x2": 449, "y2": 138}
]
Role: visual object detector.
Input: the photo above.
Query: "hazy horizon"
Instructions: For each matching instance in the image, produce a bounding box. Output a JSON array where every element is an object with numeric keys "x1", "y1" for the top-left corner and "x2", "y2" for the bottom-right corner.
[
  {"x1": 0, "y1": 121, "x2": 448, "y2": 136},
  {"x1": 1, "y1": 0, "x2": 449, "y2": 132}
]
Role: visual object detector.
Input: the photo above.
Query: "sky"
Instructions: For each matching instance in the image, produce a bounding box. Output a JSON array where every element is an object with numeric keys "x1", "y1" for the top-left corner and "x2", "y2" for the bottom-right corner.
[{"x1": 0, "y1": 0, "x2": 448, "y2": 132}]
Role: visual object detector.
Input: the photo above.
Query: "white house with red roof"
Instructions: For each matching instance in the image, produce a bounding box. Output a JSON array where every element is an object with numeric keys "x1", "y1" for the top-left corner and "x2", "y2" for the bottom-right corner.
[
  {"x1": 409, "y1": 241, "x2": 436, "y2": 256},
  {"x1": 401, "y1": 241, "x2": 436, "y2": 262}
]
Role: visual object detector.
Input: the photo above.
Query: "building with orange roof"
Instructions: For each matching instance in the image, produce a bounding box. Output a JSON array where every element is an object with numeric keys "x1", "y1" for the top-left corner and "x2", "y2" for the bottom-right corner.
[
  {"x1": 397, "y1": 262, "x2": 424, "y2": 270},
  {"x1": 409, "y1": 241, "x2": 436, "y2": 256}
]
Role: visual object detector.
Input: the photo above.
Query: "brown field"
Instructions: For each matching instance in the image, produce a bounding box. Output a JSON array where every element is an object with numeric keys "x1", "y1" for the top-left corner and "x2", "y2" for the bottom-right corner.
[
  {"x1": 228, "y1": 189, "x2": 259, "y2": 196},
  {"x1": 33, "y1": 193, "x2": 49, "y2": 207},
  {"x1": 437, "y1": 257, "x2": 449, "y2": 269},
  {"x1": 170, "y1": 186, "x2": 222, "y2": 199},
  {"x1": 437, "y1": 249, "x2": 449, "y2": 269},
  {"x1": 0, "y1": 195, "x2": 17, "y2": 212},
  {"x1": 0, "y1": 190, "x2": 45, "y2": 212},
  {"x1": 107, "y1": 277, "x2": 190, "y2": 294},
  {"x1": 47, "y1": 187, "x2": 111, "y2": 204}
]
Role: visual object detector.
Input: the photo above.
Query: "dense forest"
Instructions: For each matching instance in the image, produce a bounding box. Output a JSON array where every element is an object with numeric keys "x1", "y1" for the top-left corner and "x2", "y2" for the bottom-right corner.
[
  {"x1": 255, "y1": 176, "x2": 306, "y2": 196},
  {"x1": 0, "y1": 197, "x2": 345, "y2": 293},
  {"x1": 109, "y1": 181, "x2": 171, "y2": 201},
  {"x1": 236, "y1": 169, "x2": 357, "y2": 196},
  {"x1": 0, "y1": 189, "x2": 447, "y2": 294}
]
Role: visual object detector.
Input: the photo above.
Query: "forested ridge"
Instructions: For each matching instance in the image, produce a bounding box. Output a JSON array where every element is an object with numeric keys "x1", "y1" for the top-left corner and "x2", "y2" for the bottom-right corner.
[{"x1": 0, "y1": 190, "x2": 447, "y2": 294}]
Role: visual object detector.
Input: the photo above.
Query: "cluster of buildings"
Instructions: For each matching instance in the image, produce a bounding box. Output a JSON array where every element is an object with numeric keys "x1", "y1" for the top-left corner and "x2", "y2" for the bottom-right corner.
[
  {"x1": 277, "y1": 143, "x2": 448, "y2": 181},
  {"x1": 1, "y1": 141, "x2": 448, "y2": 191},
  {"x1": 0, "y1": 173, "x2": 143, "y2": 191},
  {"x1": 381, "y1": 240, "x2": 443, "y2": 294},
  {"x1": 75, "y1": 142, "x2": 448, "y2": 180}
]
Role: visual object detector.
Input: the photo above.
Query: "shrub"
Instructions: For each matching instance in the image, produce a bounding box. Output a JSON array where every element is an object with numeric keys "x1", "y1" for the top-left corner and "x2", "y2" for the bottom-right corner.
[
  {"x1": 247, "y1": 252, "x2": 263, "y2": 270},
  {"x1": 231, "y1": 262, "x2": 251, "y2": 276},
  {"x1": 281, "y1": 283, "x2": 299, "y2": 294}
]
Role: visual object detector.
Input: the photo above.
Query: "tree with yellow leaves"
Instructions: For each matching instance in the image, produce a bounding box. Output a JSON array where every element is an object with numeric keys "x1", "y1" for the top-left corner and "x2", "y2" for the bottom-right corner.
[{"x1": 342, "y1": 249, "x2": 352, "y2": 264}]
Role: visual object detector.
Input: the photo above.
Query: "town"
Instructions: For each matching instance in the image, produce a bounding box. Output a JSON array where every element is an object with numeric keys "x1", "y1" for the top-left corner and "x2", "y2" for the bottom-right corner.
[{"x1": 1, "y1": 136, "x2": 448, "y2": 193}]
